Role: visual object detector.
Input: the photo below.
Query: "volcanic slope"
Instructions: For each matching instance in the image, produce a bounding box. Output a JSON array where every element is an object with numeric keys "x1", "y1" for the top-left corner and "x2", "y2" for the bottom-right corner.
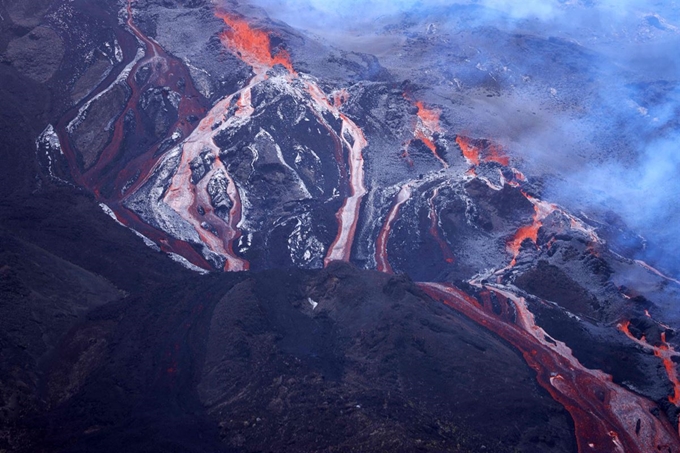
[{"x1": 3, "y1": 0, "x2": 680, "y2": 452}]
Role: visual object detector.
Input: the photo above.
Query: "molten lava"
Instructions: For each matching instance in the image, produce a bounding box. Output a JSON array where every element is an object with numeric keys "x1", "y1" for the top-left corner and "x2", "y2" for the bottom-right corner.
[
  {"x1": 456, "y1": 136, "x2": 480, "y2": 166},
  {"x1": 217, "y1": 12, "x2": 294, "y2": 73},
  {"x1": 411, "y1": 100, "x2": 447, "y2": 167},
  {"x1": 619, "y1": 321, "x2": 680, "y2": 407},
  {"x1": 456, "y1": 136, "x2": 510, "y2": 167},
  {"x1": 375, "y1": 183, "x2": 413, "y2": 273},
  {"x1": 415, "y1": 101, "x2": 440, "y2": 132},
  {"x1": 420, "y1": 282, "x2": 680, "y2": 453},
  {"x1": 507, "y1": 194, "x2": 556, "y2": 266},
  {"x1": 507, "y1": 206, "x2": 541, "y2": 266},
  {"x1": 485, "y1": 144, "x2": 510, "y2": 166},
  {"x1": 659, "y1": 333, "x2": 680, "y2": 406}
]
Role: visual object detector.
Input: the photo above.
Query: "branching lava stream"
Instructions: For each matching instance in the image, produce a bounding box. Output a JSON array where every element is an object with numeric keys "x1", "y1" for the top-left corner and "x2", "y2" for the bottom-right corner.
[
  {"x1": 619, "y1": 321, "x2": 680, "y2": 421},
  {"x1": 216, "y1": 10, "x2": 368, "y2": 267},
  {"x1": 420, "y1": 282, "x2": 680, "y2": 453}
]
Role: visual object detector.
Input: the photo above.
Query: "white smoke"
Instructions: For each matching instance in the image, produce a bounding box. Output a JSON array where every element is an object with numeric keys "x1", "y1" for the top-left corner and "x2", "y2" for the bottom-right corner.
[{"x1": 244, "y1": 0, "x2": 680, "y2": 277}]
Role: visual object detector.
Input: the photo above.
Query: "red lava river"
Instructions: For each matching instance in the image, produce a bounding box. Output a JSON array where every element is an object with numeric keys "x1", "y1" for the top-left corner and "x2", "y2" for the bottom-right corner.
[
  {"x1": 419, "y1": 281, "x2": 680, "y2": 453},
  {"x1": 375, "y1": 182, "x2": 413, "y2": 273}
]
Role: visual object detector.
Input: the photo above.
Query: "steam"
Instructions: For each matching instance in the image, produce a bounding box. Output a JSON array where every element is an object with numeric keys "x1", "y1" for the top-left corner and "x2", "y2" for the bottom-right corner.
[
  {"x1": 242, "y1": 0, "x2": 680, "y2": 277},
  {"x1": 247, "y1": 0, "x2": 563, "y2": 25}
]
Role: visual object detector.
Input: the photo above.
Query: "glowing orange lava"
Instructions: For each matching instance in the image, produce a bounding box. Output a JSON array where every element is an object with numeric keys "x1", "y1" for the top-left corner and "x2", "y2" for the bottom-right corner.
[
  {"x1": 485, "y1": 144, "x2": 510, "y2": 166},
  {"x1": 421, "y1": 283, "x2": 680, "y2": 453},
  {"x1": 619, "y1": 321, "x2": 680, "y2": 407},
  {"x1": 404, "y1": 97, "x2": 447, "y2": 167},
  {"x1": 415, "y1": 101, "x2": 441, "y2": 133},
  {"x1": 456, "y1": 136, "x2": 480, "y2": 166},
  {"x1": 658, "y1": 333, "x2": 680, "y2": 406},
  {"x1": 216, "y1": 12, "x2": 294, "y2": 73},
  {"x1": 456, "y1": 136, "x2": 510, "y2": 167},
  {"x1": 507, "y1": 205, "x2": 541, "y2": 266},
  {"x1": 506, "y1": 194, "x2": 557, "y2": 266}
]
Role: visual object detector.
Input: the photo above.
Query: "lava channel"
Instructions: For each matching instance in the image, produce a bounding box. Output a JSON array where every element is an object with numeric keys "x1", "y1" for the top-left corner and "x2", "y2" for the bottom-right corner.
[
  {"x1": 419, "y1": 282, "x2": 680, "y2": 453},
  {"x1": 375, "y1": 182, "x2": 413, "y2": 273},
  {"x1": 428, "y1": 186, "x2": 455, "y2": 264},
  {"x1": 302, "y1": 73, "x2": 369, "y2": 266},
  {"x1": 323, "y1": 115, "x2": 368, "y2": 265},
  {"x1": 218, "y1": 10, "x2": 368, "y2": 267}
]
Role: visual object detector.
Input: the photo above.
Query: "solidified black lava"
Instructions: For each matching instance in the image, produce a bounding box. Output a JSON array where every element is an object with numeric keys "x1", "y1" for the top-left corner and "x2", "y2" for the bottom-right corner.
[{"x1": 2, "y1": 0, "x2": 680, "y2": 451}]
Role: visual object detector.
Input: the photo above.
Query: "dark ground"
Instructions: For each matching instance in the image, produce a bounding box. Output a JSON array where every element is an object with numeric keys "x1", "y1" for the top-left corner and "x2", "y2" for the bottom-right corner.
[
  {"x1": 0, "y1": 26, "x2": 576, "y2": 447},
  {"x1": 1, "y1": 1, "x2": 677, "y2": 452}
]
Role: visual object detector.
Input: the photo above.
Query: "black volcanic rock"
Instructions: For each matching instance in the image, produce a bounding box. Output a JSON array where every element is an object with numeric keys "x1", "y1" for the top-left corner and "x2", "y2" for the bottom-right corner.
[
  {"x1": 139, "y1": 86, "x2": 181, "y2": 140},
  {"x1": 4, "y1": 261, "x2": 575, "y2": 453},
  {"x1": 515, "y1": 260, "x2": 602, "y2": 318},
  {"x1": 1, "y1": 0, "x2": 680, "y2": 452}
]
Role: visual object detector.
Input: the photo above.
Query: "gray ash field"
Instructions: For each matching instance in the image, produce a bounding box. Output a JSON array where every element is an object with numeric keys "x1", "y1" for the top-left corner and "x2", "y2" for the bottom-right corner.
[{"x1": 1, "y1": 0, "x2": 680, "y2": 452}]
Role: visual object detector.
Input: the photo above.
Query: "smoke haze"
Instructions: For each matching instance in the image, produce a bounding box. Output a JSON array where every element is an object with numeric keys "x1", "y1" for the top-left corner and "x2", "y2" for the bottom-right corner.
[{"x1": 243, "y1": 0, "x2": 680, "y2": 277}]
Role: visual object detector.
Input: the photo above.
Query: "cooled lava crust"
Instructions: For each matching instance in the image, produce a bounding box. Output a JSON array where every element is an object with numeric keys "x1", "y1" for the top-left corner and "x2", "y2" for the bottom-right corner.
[{"x1": 1, "y1": 0, "x2": 680, "y2": 452}]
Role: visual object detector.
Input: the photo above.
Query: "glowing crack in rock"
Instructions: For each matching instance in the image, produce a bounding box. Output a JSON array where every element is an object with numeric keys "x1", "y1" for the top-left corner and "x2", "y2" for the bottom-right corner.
[{"x1": 619, "y1": 321, "x2": 680, "y2": 410}]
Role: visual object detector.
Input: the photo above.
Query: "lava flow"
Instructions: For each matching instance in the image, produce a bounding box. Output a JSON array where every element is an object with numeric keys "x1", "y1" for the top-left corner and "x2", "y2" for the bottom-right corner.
[
  {"x1": 428, "y1": 186, "x2": 455, "y2": 264},
  {"x1": 323, "y1": 117, "x2": 368, "y2": 265},
  {"x1": 456, "y1": 135, "x2": 510, "y2": 167},
  {"x1": 217, "y1": 11, "x2": 368, "y2": 267},
  {"x1": 217, "y1": 12, "x2": 294, "y2": 73},
  {"x1": 50, "y1": 0, "x2": 215, "y2": 271},
  {"x1": 87, "y1": 0, "x2": 207, "y2": 196},
  {"x1": 163, "y1": 128, "x2": 249, "y2": 272},
  {"x1": 413, "y1": 101, "x2": 447, "y2": 168},
  {"x1": 619, "y1": 321, "x2": 680, "y2": 409},
  {"x1": 154, "y1": 11, "x2": 307, "y2": 272},
  {"x1": 507, "y1": 194, "x2": 556, "y2": 266},
  {"x1": 375, "y1": 183, "x2": 413, "y2": 273},
  {"x1": 419, "y1": 282, "x2": 680, "y2": 453}
]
